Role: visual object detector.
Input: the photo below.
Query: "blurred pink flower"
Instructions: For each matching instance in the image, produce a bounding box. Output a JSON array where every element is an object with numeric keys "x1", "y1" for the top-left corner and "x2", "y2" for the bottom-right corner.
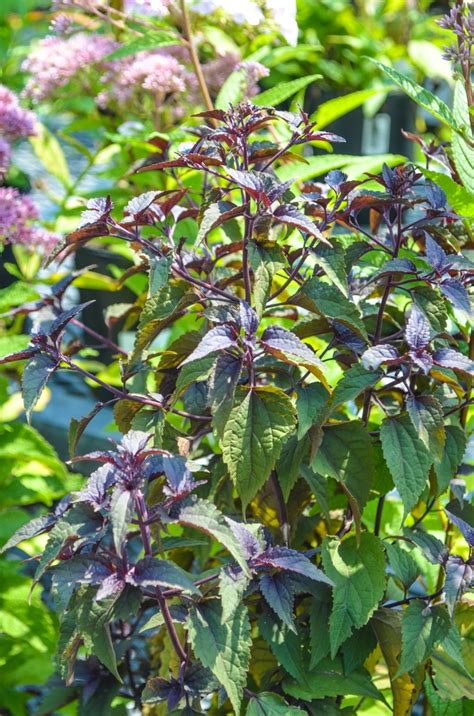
[
  {"x1": 124, "y1": 0, "x2": 172, "y2": 16},
  {"x1": 0, "y1": 85, "x2": 36, "y2": 139},
  {"x1": 0, "y1": 137, "x2": 12, "y2": 173},
  {"x1": 0, "y1": 187, "x2": 59, "y2": 252},
  {"x1": 22, "y1": 32, "x2": 118, "y2": 100}
]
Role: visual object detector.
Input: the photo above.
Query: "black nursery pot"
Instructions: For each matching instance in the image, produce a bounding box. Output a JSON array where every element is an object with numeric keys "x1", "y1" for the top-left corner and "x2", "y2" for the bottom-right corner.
[{"x1": 306, "y1": 88, "x2": 417, "y2": 157}]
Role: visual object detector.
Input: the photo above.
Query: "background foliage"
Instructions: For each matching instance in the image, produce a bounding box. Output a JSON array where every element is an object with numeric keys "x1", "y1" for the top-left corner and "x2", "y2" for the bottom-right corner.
[{"x1": 0, "y1": 1, "x2": 473, "y2": 715}]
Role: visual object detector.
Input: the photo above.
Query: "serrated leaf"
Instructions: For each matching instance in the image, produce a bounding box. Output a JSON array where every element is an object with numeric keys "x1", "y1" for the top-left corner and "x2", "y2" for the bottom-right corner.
[
  {"x1": 187, "y1": 601, "x2": 251, "y2": 713},
  {"x1": 444, "y1": 556, "x2": 473, "y2": 617},
  {"x1": 380, "y1": 414, "x2": 432, "y2": 514},
  {"x1": 178, "y1": 499, "x2": 249, "y2": 575},
  {"x1": 181, "y1": 325, "x2": 237, "y2": 366},
  {"x1": 149, "y1": 254, "x2": 172, "y2": 295},
  {"x1": 439, "y1": 279, "x2": 472, "y2": 315},
  {"x1": 133, "y1": 557, "x2": 199, "y2": 594},
  {"x1": 260, "y1": 325, "x2": 329, "y2": 387},
  {"x1": 0, "y1": 513, "x2": 54, "y2": 553},
  {"x1": 275, "y1": 434, "x2": 308, "y2": 501},
  {"x1": 361, "y1": 343, "x2": 400, "y2": 370},
  {"x1": 310, "y1": 592, "x2": 331, "y2": 668},
  {"x1": 405, "y1": 528, "x2": 449, "y2": 566},
  {"x1": 258, "y1": 611, "x2": 306, "y2": 682},
  {"x1": 209, "y1": 352, "x2": 242, "y2": 437},
  {"x1": 246, "y1": 692, "x2": 305, "y2": 716},
  {"x1": 257, "y1": 546, "x2": 333, "y2": 586},
  {"x1": 175, "y1": 353, "x2": 216, "y2": 395},
  {"x1": 295, "y1": 382, "x2": 330, "y2": 440},
  {"x1": 445, "y1": 499, "x2": 474, "y2": 547},
  {"x1": 248, "y1": 241, "x2": 285, "y2": 317},
  {"x1": 368, "y1": 59, "x2": 462, "y2": 133},
  {"x1": 412, "y1": 285, "x2": 448, "y2": 332},
  {"x1": 283, "y1": 657, "x2": 385, "y2": 701},
  {"x1": 313, "y1": 240, "x2": 349, "y2": 296},
  {"x1": 260, "y1": 573, "x2": 296, "y2": 632},
  {"x1": 398, "y1": 601, "x2": 451, "y2": 676},
  {"x1": 406, "y1": 395, "x2": 445, "y2": 461},
  {"x1": 253, "y1": 74, "x2": 321, "y2": 106},
  {"x1": 221, "y1": 386, "x2": 296, "y2": 510},
  {"x1": 110, "y1": 487, "x2": 133, "y2": 555},
  {"x1": 273, "y1": 204, "x2": 328, "y2": 243},
  {"x1": 385, "y1": 541, "x2": 418, "y2": 590},
  {"x1": 312, "y1": 420, "x2": 374, "y2": 524},
  {"x1": 371, "y1": 609, "x2": 422, "y2": 716},
  {"x1": 452, "y1": 79, "x2": 474, "y2": 194},
  {"x1": 433, "y1": 348, "x2": 474, "y2": 376},
  {"x1": 22, "y1": 354, "x2": 58, "y2": 422},
  {"x1": 196, "y1": 202, "x2": 245, "y2": 245},
  {"x1": 434, "y1": 425, "x2": 467, "y2": 494},
  {"x1": 321, "y1": 534, "x2": 386, "y2": 656},
  {"x1": 219, "y1": 566, "x2": 250, "y2": 622},
  {"x1": 331, "y1": 364, "x2": 380, "y2": 408},
  {"x1": 294, "y1": 278, "x2": 368, "y2": 341}
]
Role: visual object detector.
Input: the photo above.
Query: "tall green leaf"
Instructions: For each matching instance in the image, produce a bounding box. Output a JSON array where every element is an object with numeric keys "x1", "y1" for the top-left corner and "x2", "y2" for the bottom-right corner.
[
  {"x1": 321, "y1": 533, "x2": 386, "y2": 656},
  {"x1": 187, "y1": 601, "x2": 251, "y2": 713},
  {"x1": 253, "y1": 74, "x2": 321, "y2": 106},
  {"x1": 398, "y1": 602, "x2": 451, "y2": 676},
  {"x1": 452, "y1": 79, "x2": 474, "y2": 193},
  {"x1": 30, "y1": 122, "x2": 71, "y2": 188},
  {"x1": 221, "y1": 386, "x2": 296, "y2": 509}
]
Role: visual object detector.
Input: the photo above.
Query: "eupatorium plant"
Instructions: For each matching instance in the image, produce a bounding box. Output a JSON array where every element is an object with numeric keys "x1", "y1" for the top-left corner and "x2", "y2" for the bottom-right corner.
[{"x1": 2, "y1": 66, "x2": 474, "y2": 716}]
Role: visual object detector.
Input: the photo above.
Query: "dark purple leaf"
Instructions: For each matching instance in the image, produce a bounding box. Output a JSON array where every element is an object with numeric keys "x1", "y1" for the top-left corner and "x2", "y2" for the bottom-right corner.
[
  {"x1": 124, "y1": 191, "x2": 163, "y2": 221},
  {"x1": 439, "y1": 279, "x2": 472, "y2": 314},
  {"x1": 226, "y1": 168, "x2": 290, "y2": 207},
  {"x1": 131, "y1": 557, "x2": 199, "y2": 594},
  {"x1": 118, "y1": 430, "x2": 152, "y2": 456},
  {"x1": 261, "y1": 325, "x2": 324, "y2": 371},
  {"x1": 96, "y1": 572, "x2": 126, "y2": 601},
  {"x1": 433, "y1": 348, "x2": 474, "y2": 375},
  {"x1": 273, "y1": 204, "x2": 329, "y2": 243},
  {"x1": 425, "y1": 181, "x2": 446, "y2": 210},
  {"x1": 180, "y1": 325, "x2": 237, "y2": 365},
  {"x1": 78, "y1": 196, "x2": 113, "y2": 229},
  {"x1": 405, "y1": 305, "x2": 431, "y2": 350},
  {"x1": 225, "y1": 518, "x2": 265, "y2": 560},
  {"x1": 0, "y1": 347, "x2": 38, "y2": 365},
  {"x1": 0, "y1": 513, "x2": 56, "y2": 553},
  {"x1": 52, "y1": 557, "x2": 113, "y2": 608},
  {"x1": 325, "y1": 170, "x2": 348, "y2": 189},
  {"x1": 260, "y1": 572, "x2": 296, "y2": 632},
  {"x1": 22, "y1": 354, "x2": 59, "y2": 422},
  {"x1": 444, "y1": 555, "x2": 473, "y2": 617},
  {"x1": 409, "y1": 348, "x2": 434, "y2": 374},
  {"x1": 48, "y1": 301, "x2": 96, "y2": 341},
  {"x1": 425, "y1": 236, "x2": 448, "y2": 271},
  {"x1": 255, "y1": 546, "x2": 333, "y2": 586},
  {"x1": 72, "y1": 464, "x2": 115, "y2": 511},
  {"x1": 110, "y1": 486, "x2": 134, "y2": 555},
  {"x1": 239, "y1": 301, "x2": 259, "y2": 336},
  {"x1": 333, "y1": 322, "x2": 366, "y2": 352},
  {"x1": 374, "y1": 258, "x2": 417, "y2": 279},
  {"x1": 445, "y1": 499, "x2": 474, "y2": 547},
  {"x1": 361, "y1": 344, "x2": 401, "y2": 370}
]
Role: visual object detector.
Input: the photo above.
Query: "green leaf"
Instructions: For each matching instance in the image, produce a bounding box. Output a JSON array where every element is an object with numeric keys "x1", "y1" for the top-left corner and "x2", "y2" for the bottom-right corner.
[
  {"x1": 0, "y1": 334, "x2": 30, "y2": 361},
  {"x1": 221, "y1": 386, "x2": 296, "y2": 510},
  {"x1": 253, "y1": 74, "x2": 321, "y2": 106},
  {"x1": 371, "y1": 609, "x2": 422, "y2": 716},
  {"x1": 258, "y1": 611, "x2": 306, "y2": 682},
  {"x1": 380, "y1": 414, "x2": 432, "y2": 514},
  {"x1": 309, "y1": 592, "x2": 331, "y2": 668},
  {"x1": 30, "y1": 122, "x2": 71, "y2": 188},
  {"x1": 110, "y1": 487, "x2": 133, "y2": 555},
  {"x1": 219, "y1": 566, "x2": 251, "y2": 622},
  {"x1": 22, "y1": 354, "x2": 58, "y2": 422},
  {"x1": 260, "y1": 573, "x2": 296, "y2": 632},
  {"x1": 196, "y1": 202, "x2": 244, "y2": 245},
  {"x1": 283, "y1": 657, "x2": 385, "y2": 702},
  {"x1": 293, "y1": 278, "x2": 368, "y2": 341},
  {"x1": 246, "y1": 692, "x2": 305, "y2": 716},
  {"x1": 248, "y1": 241, "x2": 285, "y2": 317},
  {"x1": 178, "y1": 499, "x2": 250, "y2": 575},
  {"x1": 215, "y1": 66, "x2": 248, "y2": 110},
  {"x1": 275, "y1": 434, "x2": 308, "y2": 501},
  {"x1": 187, "y1": 601, "x2": 251, "y2": 714},
  {"x1": 452, "y1": 79, "x2": 474, "y2": 194},
  {"x1": 295, "y1": 382, "x2": 330, "y2": 440},
  {"x1": 175, "y1": 353, "x2": 216, "y2": 395},
  {"x1": 149, "y1": 254, "x2": 172, "y2": 295},
  {"x1": 424, "y1": 674, "x2": 465, "y2": 716},
  {"x1": 385, "y1": 541, "x2": 418, "y2": 590},
  {"x1": 406, "y1": 395, "x2": 445, "y2": 462},
  {"x1": 312, "y1": 87, "x2": 389, "y2": 128},
  {"x1": 368, "y1": 59, "x2": 462, "y2": 133},
  {"x1": 106, "y1": 30, "x2": 179, "y2": 59},
  {"x1": 321, "y1": 533, "x2": 386, "y2": 656},
  {"x1": 133, "y1": 557, "x2": 199, "y2": 595},
  {"x1": 331, "y1": 364, "x2": 380, "y2": 410},
  {"x1": 312, "y1": 420, "x2": 374, "y2": 522},
  {"x1": 260, "y1": 325, "x2": 329, "y2": 388},
  {"x1": 431, "y1": 649, "x2": 474, "y2": 701},
  {"x1": 276, "y1": 153, "x2": 406, "y2": 184},
  {"x1": 398, "y1": 601, "x2": 451, "y2": 676},
  {"x1": 422, "y1": 169, "x2": 474, "y2": 218},
  {"x1": 313, "y1": 240, "x2": 349, "y2": 296},
  {"x1": 209, "y1": 353, "x2": 242, "y2": 438},
  {"x1": 412, "y1": 285, "x2": 448, "y2": 332}
]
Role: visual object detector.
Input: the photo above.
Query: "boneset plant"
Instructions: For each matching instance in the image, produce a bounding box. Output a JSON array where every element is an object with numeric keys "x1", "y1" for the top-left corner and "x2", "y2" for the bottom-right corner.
[{"x1": 2, "y1": 22, "x2": 474, "y2": 716}]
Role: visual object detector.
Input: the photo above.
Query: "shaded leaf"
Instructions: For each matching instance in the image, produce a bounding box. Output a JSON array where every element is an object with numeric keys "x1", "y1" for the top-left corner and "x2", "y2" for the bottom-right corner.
[
  {"x1": 398, "y1": 602, "x2": 451, "y2": 676},
  {"x1": 406, "y1": 395, "x2": 445, "y2": 461},
  {"x1": 22, "y1": 354, "x2": 58, "y2": 422}
]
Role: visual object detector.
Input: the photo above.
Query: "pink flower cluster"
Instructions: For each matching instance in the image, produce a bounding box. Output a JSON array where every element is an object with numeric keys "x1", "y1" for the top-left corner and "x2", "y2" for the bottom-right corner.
[
  {"x1": 22, "y1": 32, "x2": 118, "y2": 101},
  {"x1": 124, "y1": 0, "x2": 172, "y2": 16},
  {"x1": 0, "y1": 85, "x2": 36, "y2": 140},
  {"x1": 0, "y1": 187, "x2": 59, "y2": 252}
]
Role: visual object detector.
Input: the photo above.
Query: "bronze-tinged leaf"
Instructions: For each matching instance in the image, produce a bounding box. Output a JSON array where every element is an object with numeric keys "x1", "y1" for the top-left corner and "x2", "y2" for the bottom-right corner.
[{"x1": 45, "y1": 221, "x2": 110, "y2": 266}]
